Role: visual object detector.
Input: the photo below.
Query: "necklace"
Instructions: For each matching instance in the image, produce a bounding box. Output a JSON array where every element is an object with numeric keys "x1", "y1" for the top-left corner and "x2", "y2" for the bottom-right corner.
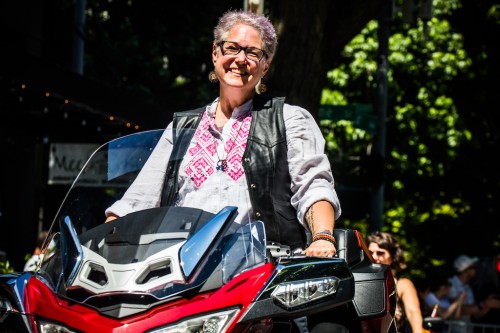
[
  {"x1": 215, "y1": 120, "x2": 244, "y2": 172},
  {"x1": 213, "y1": 103, "x2": 252, "y2": 172}
]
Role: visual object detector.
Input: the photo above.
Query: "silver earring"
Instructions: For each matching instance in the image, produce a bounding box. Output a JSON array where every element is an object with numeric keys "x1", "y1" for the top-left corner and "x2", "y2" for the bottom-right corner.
[{"x1": 208, "y1": 70, "x2": 218, "y2": 83}]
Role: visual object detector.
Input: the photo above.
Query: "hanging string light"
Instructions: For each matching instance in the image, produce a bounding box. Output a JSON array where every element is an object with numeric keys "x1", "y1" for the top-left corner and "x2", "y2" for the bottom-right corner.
[{"x1": 11, "y1": 79, "x2": 143, "y2": 135}]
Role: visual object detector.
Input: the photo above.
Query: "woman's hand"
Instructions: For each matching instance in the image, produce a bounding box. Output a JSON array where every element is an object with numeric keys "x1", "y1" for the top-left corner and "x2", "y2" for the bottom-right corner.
[
  {"x1": 105, "y1": 214, "x2": 118, "y2": 223},
  {"x1": 303, "y1": 201, "x2": 336, "y2": 257},
  {"x1": 304, "y1": 239, "x2": 336, "y2": 257}
]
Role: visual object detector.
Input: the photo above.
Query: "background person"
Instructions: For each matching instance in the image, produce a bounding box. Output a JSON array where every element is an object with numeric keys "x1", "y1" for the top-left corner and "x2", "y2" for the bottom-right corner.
[
  {"x1": 23, "y1": 230, "x2": 48, "y2": 272},
  {"x1": 448, "y1": 255, "x2": 500, "y2": 333},
  {"x1": 367, "y1": 231, "x2": 423, "y2": 333},
  {"x1": 469, "y1": 255, "x2": 500, "y2": 326},
  {"x1": 413, "y1": 276, "x2": 433, "y2": 318},
  {"x1": 425, "y1": 272, "x2": 465, "y2": 320}
]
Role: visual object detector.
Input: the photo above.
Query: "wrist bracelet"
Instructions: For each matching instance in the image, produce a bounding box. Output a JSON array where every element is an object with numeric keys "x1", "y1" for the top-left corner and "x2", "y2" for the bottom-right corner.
[
  {"x1": 312, "y1": 235, "x2": 336, "y2": 245},
  {"x1": 312, "y1": 230, "x2": 336, "y2": 244}
]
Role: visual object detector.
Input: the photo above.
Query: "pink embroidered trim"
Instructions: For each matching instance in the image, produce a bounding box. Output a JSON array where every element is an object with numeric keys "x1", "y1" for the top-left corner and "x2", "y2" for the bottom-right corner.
[{"x1": 184, "y1": 110, "x2": 252, "y2": 188}]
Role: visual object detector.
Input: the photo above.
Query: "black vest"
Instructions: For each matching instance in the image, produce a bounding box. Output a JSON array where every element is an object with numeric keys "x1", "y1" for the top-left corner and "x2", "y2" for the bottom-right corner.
[{"x1": 161, "y1": 95, "x2": 307, "y2": 250}]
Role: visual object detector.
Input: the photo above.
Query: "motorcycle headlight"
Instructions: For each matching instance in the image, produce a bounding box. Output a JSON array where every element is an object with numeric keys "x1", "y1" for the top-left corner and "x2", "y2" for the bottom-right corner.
[
  {"x1": 38, "y1": 318, "x2": 80, "y2": 333},
  {"x1": 148, "y1": 308, "x2": 240, "y2": 333},
  {"x1": 271, "y1": 276, "x2": 339, "y2": 309}
]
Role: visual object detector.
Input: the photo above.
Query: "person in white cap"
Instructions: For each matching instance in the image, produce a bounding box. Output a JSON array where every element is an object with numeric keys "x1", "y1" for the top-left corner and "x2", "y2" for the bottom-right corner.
[{"x1": 448, "y1": 255, "x2": 500, "y2": 333}]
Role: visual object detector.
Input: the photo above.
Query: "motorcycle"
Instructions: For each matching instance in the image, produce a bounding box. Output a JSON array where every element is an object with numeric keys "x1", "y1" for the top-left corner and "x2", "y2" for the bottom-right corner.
[{"x1": 0, "y1": 129, "x2": 398, "y2": 333}]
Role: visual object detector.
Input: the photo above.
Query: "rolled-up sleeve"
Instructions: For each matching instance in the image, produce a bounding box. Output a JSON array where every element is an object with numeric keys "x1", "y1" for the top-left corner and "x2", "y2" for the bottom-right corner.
[
  {"x1": 105, "y1": 123, "x2": 174, "y2": 217},
  {"x1": 284, "y1": 104, "x2": 341, "y2": 227}
]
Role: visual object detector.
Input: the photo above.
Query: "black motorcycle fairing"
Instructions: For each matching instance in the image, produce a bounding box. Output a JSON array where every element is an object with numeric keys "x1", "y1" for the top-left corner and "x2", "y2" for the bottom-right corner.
[{"x1": 45, "y1": 203, "x2": 268, "y2": 319}]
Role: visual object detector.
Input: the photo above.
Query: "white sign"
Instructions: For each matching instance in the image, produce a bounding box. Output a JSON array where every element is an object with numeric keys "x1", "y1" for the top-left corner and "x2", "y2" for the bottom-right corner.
[{"x1": 48, "y1": 143, "x2": 100, "y2": 185}]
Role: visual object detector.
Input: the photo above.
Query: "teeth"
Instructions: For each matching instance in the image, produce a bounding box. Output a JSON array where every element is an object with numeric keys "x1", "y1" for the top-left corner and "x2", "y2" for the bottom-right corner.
[{"x1": 231, "y1": 69, "x2": 246, "y2": 75}]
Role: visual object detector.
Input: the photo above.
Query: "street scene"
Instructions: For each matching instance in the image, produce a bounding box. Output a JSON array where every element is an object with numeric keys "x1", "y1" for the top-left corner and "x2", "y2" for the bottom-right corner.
[{"x1": 1, "y1": 0, "x2": 499, "y2": 332}]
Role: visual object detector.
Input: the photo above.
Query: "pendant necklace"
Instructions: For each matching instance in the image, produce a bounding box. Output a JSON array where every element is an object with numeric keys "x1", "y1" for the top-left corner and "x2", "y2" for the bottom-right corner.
[
  {"x1": 214, "y1": 104, "x2": 251, "y2": 172},
  {"x1": 215, "y1": 128, "x2": 228, "y2": 171},
  {"x1": 216, "y1": 159, "x2": 228, "y2": 172},
  {"x1": 215, "y1": 121, "x2": 244, "y2": 172}
]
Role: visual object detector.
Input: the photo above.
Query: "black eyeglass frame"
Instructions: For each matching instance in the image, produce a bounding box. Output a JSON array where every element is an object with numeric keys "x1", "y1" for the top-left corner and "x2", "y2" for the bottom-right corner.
[{"x1": 217, "y1": 41, "x2": 268, "y2": 62}]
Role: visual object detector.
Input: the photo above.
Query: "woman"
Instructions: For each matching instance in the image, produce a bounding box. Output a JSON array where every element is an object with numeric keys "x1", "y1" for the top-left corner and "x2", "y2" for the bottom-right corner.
[
  {"x1": 367, "y1": 231, "x2": 423, "y2": 333},
  {"x1": 105, "y1": 9, "x2": 341, "y2": 258}
]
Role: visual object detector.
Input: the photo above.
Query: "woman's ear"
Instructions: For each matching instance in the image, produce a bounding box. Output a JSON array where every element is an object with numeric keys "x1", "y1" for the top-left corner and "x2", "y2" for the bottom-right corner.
[
  {"x1": 262, "y1": 61, "x2": 271, "y2": 75},
  {"x1": 212, "y1": 43, "x2": 218, "y2": 64}
]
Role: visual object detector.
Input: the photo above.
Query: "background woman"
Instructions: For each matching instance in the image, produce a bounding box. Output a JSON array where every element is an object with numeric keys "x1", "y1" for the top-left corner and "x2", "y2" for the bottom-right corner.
[{"x1": 367, "y1": 231, "x2": 423, "y2": 333}]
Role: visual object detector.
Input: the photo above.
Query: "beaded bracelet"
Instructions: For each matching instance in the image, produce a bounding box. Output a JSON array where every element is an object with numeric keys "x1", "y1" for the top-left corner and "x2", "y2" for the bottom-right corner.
[{"x1": 312, "y1": 230, "x2": 336, "y2": 244}]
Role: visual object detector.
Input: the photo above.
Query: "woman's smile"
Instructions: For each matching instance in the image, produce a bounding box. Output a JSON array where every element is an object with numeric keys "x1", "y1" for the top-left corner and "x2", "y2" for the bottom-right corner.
[{"x1": 228, "y1": 68, "x2": 248, "y2": 76}]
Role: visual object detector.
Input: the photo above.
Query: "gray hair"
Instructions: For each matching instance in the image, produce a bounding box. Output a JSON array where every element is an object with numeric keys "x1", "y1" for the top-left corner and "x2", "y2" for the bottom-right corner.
[{"x1": 213, "y1": 9, "x2": 277, "y2": 60}]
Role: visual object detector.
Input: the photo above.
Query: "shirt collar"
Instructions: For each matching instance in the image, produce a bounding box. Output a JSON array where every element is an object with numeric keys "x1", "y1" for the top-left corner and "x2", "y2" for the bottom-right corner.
[{"x1": 208, "y1": 98, "x2": 253, "y2": 119}]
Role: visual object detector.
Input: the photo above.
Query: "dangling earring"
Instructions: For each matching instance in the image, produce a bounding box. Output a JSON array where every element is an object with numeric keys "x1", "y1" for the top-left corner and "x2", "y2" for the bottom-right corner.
[
  {"x1": 255, "y1": 80, "x2": 267, "y2": 94},
  {"x1": 208, "y1": 70, "x2": 218, "y2": 83}
]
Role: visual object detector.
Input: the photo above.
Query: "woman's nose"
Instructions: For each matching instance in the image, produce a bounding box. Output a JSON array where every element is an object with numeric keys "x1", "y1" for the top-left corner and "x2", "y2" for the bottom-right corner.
[{"x1": 235, "y1": 50, "x2": 247, "y2": 63}]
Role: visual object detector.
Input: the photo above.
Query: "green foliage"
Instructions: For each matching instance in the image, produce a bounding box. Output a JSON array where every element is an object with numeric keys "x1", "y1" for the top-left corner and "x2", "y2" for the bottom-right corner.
[
  {"x1": 0, "y1": 259, "x2": 14, "y2": 274},
  {"x1": 319, "y1": 0, "x2": 496, "y2": 274}
]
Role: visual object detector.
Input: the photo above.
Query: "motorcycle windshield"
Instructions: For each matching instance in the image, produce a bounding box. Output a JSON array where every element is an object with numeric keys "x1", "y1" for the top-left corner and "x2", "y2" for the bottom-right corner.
[{"x1": 38, "y1": 130, "x2": 267, "y2": 308}]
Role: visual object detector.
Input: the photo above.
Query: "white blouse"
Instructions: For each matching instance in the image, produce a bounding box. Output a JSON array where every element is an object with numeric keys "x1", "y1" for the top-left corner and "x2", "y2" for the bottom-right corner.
[{"x1": 106, "y1": 98, "x2": 341, "y2": 229}]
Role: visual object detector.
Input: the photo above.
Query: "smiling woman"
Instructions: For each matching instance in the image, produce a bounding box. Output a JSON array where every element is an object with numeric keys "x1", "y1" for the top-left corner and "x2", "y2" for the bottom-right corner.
[
  {"x1": 101, "y1": 12, "x2": 343, "y2": 333},
  {"x1": 105, "y1": 9, "x2": 342, "y2": 260}
]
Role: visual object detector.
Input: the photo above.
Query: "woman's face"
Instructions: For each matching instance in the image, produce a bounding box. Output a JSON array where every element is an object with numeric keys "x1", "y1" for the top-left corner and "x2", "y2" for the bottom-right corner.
[
  {"x1": 368, "y1": 242, "x2": 392, "y2": 266},
  {"x1": 212, "y1": 24, "x2": 270, "y2": 94}
]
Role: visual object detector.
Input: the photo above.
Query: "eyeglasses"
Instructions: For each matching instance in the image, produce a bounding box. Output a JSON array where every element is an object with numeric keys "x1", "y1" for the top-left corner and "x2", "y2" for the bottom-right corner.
[{"x1": 218, "y1": 41, "x2": 267, "y2": 62}]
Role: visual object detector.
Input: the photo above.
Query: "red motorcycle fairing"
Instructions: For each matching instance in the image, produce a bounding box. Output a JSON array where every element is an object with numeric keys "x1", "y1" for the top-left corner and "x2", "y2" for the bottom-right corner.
[
  {"x1": 0, "y1": 228, "x2": 396, "y2": 333},
  {"x1": 24, "y1": 263, "x2": 275, "y2": 332}
]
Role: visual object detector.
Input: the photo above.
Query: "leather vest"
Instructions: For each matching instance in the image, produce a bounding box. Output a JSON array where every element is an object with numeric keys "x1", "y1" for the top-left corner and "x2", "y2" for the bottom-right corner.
[{"x1": 161, "y1": 95, "x2": 307, "y2": 250}]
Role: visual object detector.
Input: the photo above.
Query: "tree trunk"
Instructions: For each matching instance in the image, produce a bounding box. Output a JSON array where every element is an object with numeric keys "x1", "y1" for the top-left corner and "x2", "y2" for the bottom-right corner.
[{"x1": 267, "y1": 0, "x2": 386, "y2": 119}]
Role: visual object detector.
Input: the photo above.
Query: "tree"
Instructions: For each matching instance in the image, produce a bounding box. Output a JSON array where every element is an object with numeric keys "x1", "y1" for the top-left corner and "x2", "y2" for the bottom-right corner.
[
  {"x1": 320, "y1": 0, "x2": 500, "y2": 273},
  {"x1": 266, "y1": 0, "x2": 386, "y2": 118}
]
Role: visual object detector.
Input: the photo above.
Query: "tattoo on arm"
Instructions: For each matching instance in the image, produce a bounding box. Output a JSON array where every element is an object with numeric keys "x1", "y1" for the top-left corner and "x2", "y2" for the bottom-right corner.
[{"x1": 306, "y1": 206, "x2": 314, "y2": 234}]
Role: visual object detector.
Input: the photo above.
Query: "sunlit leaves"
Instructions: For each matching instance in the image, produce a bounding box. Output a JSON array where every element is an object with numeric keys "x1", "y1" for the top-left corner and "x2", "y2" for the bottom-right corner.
[
  {"x1": 321, "y1": 87, "x2": 347, "y2": 104},
  {"x1": 432, "y1": 0, "x2": 462, "y2": 16},
  {"x1": 320, "y1": 119, "x2": 371, "y2": 156},
  {"x1": 0, "y1": 259, "x2": 14, "y2": 274},
  {"x1": 320, "y1": 0, "x2": 473, "y2": 239},
  {"x1": 432, "y1": 198, "x2": 471, "y2": 218},
  {"x1": 486, "y1": 4, "x2": 500, "y2": 22},
  {"x1": 326, "y1": 69, "x2": 350, "y2": 88},
  {"x1": 343, "y1": 21, "x2": 378, "y2": 81}
]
